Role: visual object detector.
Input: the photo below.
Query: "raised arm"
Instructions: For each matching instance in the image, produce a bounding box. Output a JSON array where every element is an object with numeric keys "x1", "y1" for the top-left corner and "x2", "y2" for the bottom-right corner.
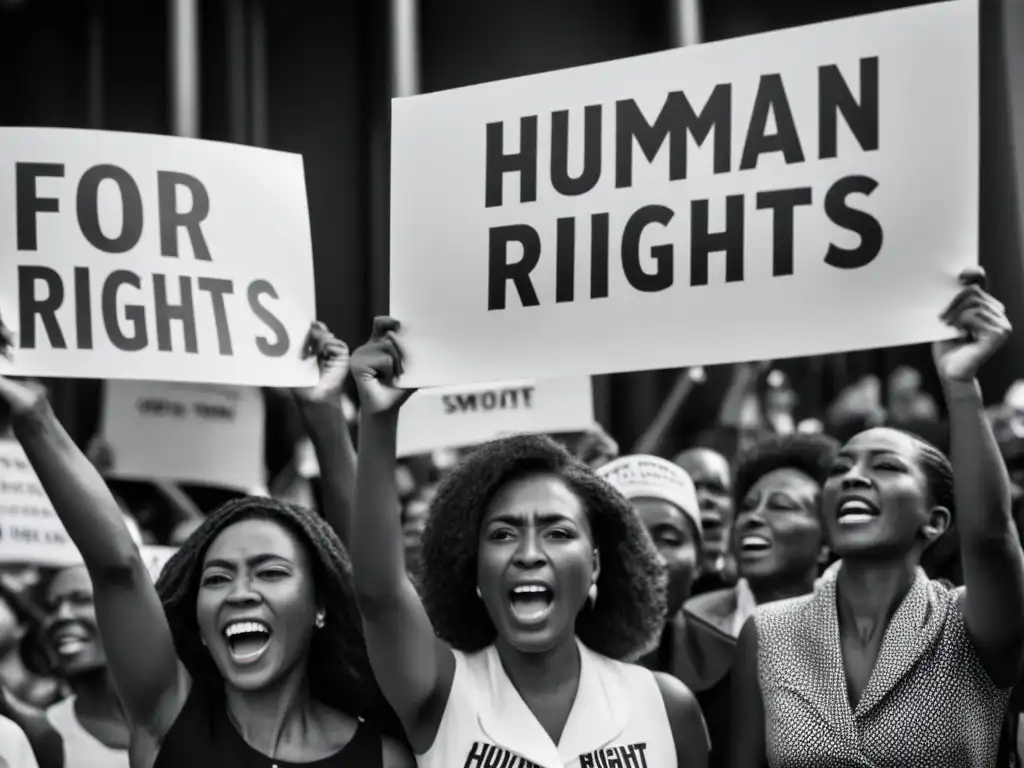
[
  {"x1": 0, "y1": 321, "x2": 186, "y2": 737},
  {"x1": 934, "y1": 269, "x2": 1024, "y2": 686},
  {"x1": 730, "y1": 618, "x2": 768, "y2": 768},
  {"x1": 291, "y1": 323, "x2": 359, "y2": 547},
  {"x1": 349, "y1": 317, "x2": 455, "y2": 753}
]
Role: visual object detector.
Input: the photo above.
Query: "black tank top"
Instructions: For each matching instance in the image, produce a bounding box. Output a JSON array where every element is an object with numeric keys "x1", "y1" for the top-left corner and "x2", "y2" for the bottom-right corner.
[{"x1": 153, "y1": 683, "x2": 383, "y2": 768}]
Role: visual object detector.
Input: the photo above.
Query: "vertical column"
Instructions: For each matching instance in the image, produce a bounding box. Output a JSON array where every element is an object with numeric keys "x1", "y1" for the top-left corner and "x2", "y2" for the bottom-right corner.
[
  {"x1": 249, "y1": 0, "x2": 268, "y2": 147},
  {"x1": 668, "y1": 0, "x2": 703, "y2": 48},
  {"x1": 169, "y1": 0, "x2": 199, "y2": 137},
  {"x1": 226, "y1": 0, "x2": 248, "y2": 144}
]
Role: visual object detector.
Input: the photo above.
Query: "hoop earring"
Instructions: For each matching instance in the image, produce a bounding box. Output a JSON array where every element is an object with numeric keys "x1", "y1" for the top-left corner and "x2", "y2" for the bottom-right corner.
[
  {"x1": 587, "y1": 583, "x2": 598, "y2": 608},
  {"x1": 315, "y1": 610, "x2": 326, "y2": 629}
]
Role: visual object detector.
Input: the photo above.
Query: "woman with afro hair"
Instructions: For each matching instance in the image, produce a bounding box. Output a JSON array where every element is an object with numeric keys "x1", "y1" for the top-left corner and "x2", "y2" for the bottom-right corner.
[
  {"x1": 346, "y1": 317, "x2": 708, "y2": 768},
  {"x1": 0, "y1": 321, "x2": 412, "y2": 768},
  {"x1": 732, "y1": 270, "x2": 1024, "y2": 767}
]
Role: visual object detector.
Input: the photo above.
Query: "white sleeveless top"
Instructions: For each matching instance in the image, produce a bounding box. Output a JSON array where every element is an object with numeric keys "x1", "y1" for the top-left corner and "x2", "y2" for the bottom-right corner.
[
  {"x1": 0, "y1": 715, "x2": 39, "y2": 768},
  {"x1": 46, "y1": 696, "x2": 130, "y2": 768},
  {"x1": 419, "y1": 637, "x2": 677, "y2": 768}
]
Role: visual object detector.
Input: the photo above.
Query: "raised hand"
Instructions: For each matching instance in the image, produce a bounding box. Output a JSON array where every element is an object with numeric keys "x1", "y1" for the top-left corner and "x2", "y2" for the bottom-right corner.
[
  {"x1": 933, "y1": 267, "x2": 1011, "y2": 384},
  {"x1": 293, "y1": 321, "x2": 350, "y2": 405},
  {"x1": 350, "y1": 317, "x2": 415, "y2": 416},
  {"x1": 0, "y1": 316, "x2": 42, "y2": 421}
]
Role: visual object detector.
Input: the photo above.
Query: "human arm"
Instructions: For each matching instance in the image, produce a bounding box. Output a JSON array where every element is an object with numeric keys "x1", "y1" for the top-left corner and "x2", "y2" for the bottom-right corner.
[
  {"x1": 291, "y1": 322, "x2": 359, "y2": 547},
  {"x1": 730, "y1": 618, "x2": 767, "y2": 768},
  {"x1": 654, "y1": 672, "x2": 708, "y2": 768},
  {"x1": 349, "y1": 317, "x2": 455, "y2": 753},
  {"x1": 0, "y1": 319, "x2": 187, "y2": 737},
  {"x1": 934, "y1": 269, "x2": 1024, "y2": 686},
  {"x1": 381, "y1": 734, "x2": 417, "y2": 768}
]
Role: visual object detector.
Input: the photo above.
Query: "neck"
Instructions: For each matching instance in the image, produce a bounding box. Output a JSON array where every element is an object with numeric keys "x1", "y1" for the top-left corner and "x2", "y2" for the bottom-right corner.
[
  {"x1": 223, "y1": 664, "x2": 316, "y2": 757},
  {"x1": 495, "y1": 633, "x2": 581, "y2": 700},
  {"x1": 835, "y1": 558, "x2": 917, "y2": 642},
  {"x1": 746, "y1": 568, "x2": 817, "y2": 606},
  {"x1": 71, "y1": 669, "x2": 124, "y2": 722}
]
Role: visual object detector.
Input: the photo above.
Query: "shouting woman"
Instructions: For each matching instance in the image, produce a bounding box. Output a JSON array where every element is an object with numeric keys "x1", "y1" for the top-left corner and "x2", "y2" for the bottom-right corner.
[
  {"x1": 732, "y1": 269, "x2": 1024, "y2": 767},
  {"x1": 0, "y1": 321, "x2": 412, "y2": 768},
  {"x1": 345, "y1": 317, "x2": 709, "y2": 768}
]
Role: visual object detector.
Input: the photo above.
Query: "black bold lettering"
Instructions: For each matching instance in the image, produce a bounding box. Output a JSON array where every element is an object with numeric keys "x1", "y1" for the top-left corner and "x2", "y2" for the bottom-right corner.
[
  {"x1": 247, "y1": 279, "x2": 290, "y2": 357},
  {"x1": 691, "y1": 195, "x2": 745, "y2": 286},
  {"x1": 621, "y1": 205, "x2": 674, "y2": 293},
  {"x1": 819, "y1": 57, "x2": 879, "y2": 159},
  {"x1": 74, "y1": 267, "x2": 93, "y2": 349},
  {"x1": 635, "y1": 742, "x2": 649, "y2": 768},
  {"x1": 485, "y1": 117, "x2": 538, "y2": 208},
  {"x1": 153, "y1": 274, "x2": 198, "y2": 353},
  {"x1": 616, "y1": 85, "x2": 732, "y2": 188},
  {"x1": 17, "y1": 266, "x2": 66, "y2": 349},
  {"x1": 522, "y1": 386, "x2": 534, "y2": 408},
  {"x1": 591, "y1": 213, "x2": 610, "y2": 299},
  {"x1": 455, "y1": 394, "x2": 477, "y2": 412},
  {"x1": 580, "y1": 754, "x2": 595, "y2": 768},
  {"x1": 197, "y1": 277, "x2": 235, "y2": 355},
  {"x1": 463, "y1": 741, "x2": 489, "y2": 768},
  {"x1": 482, "y1": 745, "x2": 505, "y2": 768},
  {"x1": 551, "y1": 105, "x2": 602, "y2": 197},
  {"x1": 102, "y1": 270, "x2": 148, "y2": 351},
  {"x1": 77, "y1": 165, "x2": 144, "y2": 253},
  {"x1": 481, "y1": 391, "x2": 497, "y2": 410},
  {"x1": 556, "y1": 217, "x2": 576, "y2": 303},
  {"x1": 157, "y1": 171, "x2": 212, "y2": 260},
  {"x1": 740, "y1": 75, "x2": 805, "y2": 170},
  {"x1": 756, "y1": 187, "x2": 813, "y2": 276},
  {"x1": 488, "y1": 225, "x2": 541, "y2": 311},
  {"x1": 824, "y1": 175, "x2": 882, "y2": 269},
  {"x1": 442, "y1": 395, "x2": 456, "y2": 414},
  {"x1": 16, "y1": 163, "x2": 64, "y2": 251},
  {"x1": 620, "y1": 744, "x2": 642, "y2": 768}
]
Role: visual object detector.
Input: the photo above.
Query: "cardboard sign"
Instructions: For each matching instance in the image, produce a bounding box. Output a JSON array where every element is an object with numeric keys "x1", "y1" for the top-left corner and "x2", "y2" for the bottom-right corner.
[
  {"x1": 0, "y1": 439, "x2": 83, "y2": 567},
  {"x1": 100, "y1": 380, "x2": 266, "y2": 491},
  {"x1": 0, "y1": 127, "x2": 318, "y2": 387},
  {"x1": 396, "y1": 377, "x2": 595, "y2": 457},
  {"x1": 390, "y1": 1, "x2": 978, "y2": 387}
]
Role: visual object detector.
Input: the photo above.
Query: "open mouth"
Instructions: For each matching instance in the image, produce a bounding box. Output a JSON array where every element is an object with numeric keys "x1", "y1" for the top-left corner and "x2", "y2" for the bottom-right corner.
[
  {"x1": 50, "y1": 625, "x2": 91, "y2": 657},
  {"x1": 738, "y1": 534, "x2": 772, "y2": 554},
  {"x1": 508, "y1": 584, "x2": 554, "y2": 625},
  {"x1": 223, "y1": 620, "x2": 272, "y2": 664},
  {"x1": 701, "y1": 512, "x2": 724, "y2": 532},
  {"x1": 837, "y1": 498, "x2": 881, "y2": 526}
]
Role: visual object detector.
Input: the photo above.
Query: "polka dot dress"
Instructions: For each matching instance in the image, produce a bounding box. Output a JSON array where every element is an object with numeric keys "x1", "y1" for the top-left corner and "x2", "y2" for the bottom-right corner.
[{"x1": 755, "y1": 562, "x2": 1010, "y2": 768}]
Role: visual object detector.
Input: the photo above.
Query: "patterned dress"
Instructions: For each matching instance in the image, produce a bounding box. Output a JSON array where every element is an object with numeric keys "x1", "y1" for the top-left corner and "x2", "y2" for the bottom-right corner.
[{"x1": 755, "y1": 562, "x2": 1011, "y2": 767}]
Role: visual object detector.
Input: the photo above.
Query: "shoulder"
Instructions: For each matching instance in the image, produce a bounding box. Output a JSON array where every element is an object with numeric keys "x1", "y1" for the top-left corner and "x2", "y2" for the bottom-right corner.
[
  {"x1": 653, "y1": 673, "x2": 710, "y2": 764},
  {"x1": 381, "y1": 734, "x2": 416, "y2": 768},
  {"x1": 0, "y1": 715, "x2": 37, "y2": 768},
  {"x1": 683, "y1": 587, "x2": 736, "y2": 617}
]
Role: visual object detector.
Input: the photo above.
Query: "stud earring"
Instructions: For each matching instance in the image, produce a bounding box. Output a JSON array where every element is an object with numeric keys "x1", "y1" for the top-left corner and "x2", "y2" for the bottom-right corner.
[
  {"x1": 475, "y1": 586, "x2": 482, "y2": 599},
  {"x1": 587, "y1": 583, "x2": 598, "y2": 608},
  {"x1": 315, "y1": 610, "x2": 326, "y2": 629}
]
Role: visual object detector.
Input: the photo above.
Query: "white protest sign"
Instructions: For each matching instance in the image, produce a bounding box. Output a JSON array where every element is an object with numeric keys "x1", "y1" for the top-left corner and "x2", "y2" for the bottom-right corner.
[
  {"x1": 390, "y1": 1, "x2": 978, "y2": 387},
  {"x1": 100, "y1": 380, "x2": 266, "y2": 491},
  {"x1": 396, "y1": 377, "x2": 595, "y2": 457},
  {"x1": 0, "y1": 127, "x2": 317, "y2": 387},
  {"x1": 0, "y1": 440, "x2": 80, "y2": 567},
  {"x1": 141, "y1": 545, "x2": 178, "y2": 581}
]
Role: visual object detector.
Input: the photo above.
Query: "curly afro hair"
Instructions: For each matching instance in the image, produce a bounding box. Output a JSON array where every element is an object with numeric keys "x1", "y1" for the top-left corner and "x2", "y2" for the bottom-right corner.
[
  {"x1": 734, "y1": 433, "x2": 842, "y2": 513},
  {"x1": 155, "y1": 496, "x2": 404, "y2": 741},
  {"x1": 418, "y1": 434, "x2": 666, "y2": 662}
]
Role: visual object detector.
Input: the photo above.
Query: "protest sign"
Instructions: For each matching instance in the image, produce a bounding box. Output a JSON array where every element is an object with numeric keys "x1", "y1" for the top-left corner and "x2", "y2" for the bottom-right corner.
[
  {"x1": 390, "y1": 1, "x2": 978, "y2": 387},
  {"x1": 396, "y1": 377, "x2": 595, "y2": 457},
  {"x1": 100, "y1": 380, "x2": 266, "y2": 491},
  {"x1": 0, "y1": 440, "x2": 81, "y2": 567},
  {"x1": 141, "y1": 545, "x2": 178, "y2": 580},
  {"x1": 0, "y1": 127, "x2": 317, "y2": 387}
]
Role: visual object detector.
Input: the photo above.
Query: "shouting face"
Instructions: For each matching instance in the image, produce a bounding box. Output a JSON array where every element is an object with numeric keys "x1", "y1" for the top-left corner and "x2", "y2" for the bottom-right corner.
[
  {"x1": 822, "y1": 428, "x2": 948, "y2": 560},
  {"x1": 195, "y1": 518, "x2": 320, "y2": 693},
  {"x1": 734, "y1": 468, "x2": 824, "y2": 586},
  {"x1": 43, "y1": 566, "x2": 106, "y2": 678},
  {"x1": 675, "y1": 449, "x2": 733, "y2": 560},
  {"x1": 476, "y1": 473, "x2": 599, "y2": 654}
]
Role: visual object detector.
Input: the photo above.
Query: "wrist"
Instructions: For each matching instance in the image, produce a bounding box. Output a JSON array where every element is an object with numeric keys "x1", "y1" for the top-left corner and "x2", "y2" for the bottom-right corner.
[{"x1": 941, "y1": 377, "x2": 983, "y2": 402}]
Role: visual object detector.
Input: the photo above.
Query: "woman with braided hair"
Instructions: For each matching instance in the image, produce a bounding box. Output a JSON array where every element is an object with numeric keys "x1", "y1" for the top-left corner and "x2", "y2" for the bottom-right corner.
[
  {"x1": 0, "y1": 320, "x2": 412, "y2": 768},
  {"x1": 344, "y1": 317, "x2": 708, "y2": 768},
  {"x1": 732, "y1": 269, "x2": 1024, "y2": 768}
]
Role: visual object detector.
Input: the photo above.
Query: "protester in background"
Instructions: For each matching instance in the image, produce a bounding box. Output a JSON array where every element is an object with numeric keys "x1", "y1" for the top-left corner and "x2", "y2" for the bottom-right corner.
[
  {"x1": 0, "y1": 714, "x2": 40, "y2": 768},
  {"x1": 596, "y1": 455, "x2": 702, "y2": 619},
  {"x1": 0, "y1": 320, "x2": 412, "y2": 767},
  {"x1": 0, "y1": 577, "x2": 61, "y2": 710},
  {"x1": 733, "y1": 270, "x2": 1024, "y2": 767},
  {"x1": 675, "y1": 447, "x2": 737, "y2": 595},
  {"x1": 346, "y1": 318, "x2": 709, "y2": 768}
]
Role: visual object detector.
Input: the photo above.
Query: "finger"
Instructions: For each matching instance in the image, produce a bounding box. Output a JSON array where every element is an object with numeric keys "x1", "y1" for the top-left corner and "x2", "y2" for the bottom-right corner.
[
  {"x1": 319, "y1": 338, "x2": 348, "y2": 362},
  {"x1": 354, "y1": 349, "x2": 395, "y2": 380},
  {"x1": 382, "y1": 332, "x2": 404, "y2": 378},
  {"x1": 302, "y1": 322, "x2": 329, "y2": 360},
  {"x1": 958, "y1": 266, "x2": 987, "y2": 290},
  {"x1": 371, "y1": 316, "x2": 402, "y2": 341},
  {"x1": 941, "y1": 285, "x2": 988, "y2": 321}
]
